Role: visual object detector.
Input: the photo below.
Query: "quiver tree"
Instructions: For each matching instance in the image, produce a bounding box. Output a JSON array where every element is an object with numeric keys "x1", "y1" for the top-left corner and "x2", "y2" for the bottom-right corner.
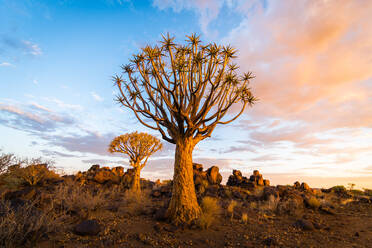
[
  {"x1": 108, "y1": 132, "x2": 162, "y2": 192},
  {"x1": 113, "y1": 34, "x2": 257, "y2": 224}
]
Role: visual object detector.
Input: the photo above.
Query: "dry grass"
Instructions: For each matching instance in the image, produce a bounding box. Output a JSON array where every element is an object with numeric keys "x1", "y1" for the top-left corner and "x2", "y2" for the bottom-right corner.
[
  {"x1": 241, "y1": 212, "x2": 248, "y2": 224},
  {"x1": 307, "y1": 197, "x2": 320, "y2": 209},
  {"x1": 197, "y1": 196, "x2": 221, "y2": 229},
  {"x1": 53, "y1": 181, "x2": 110, "y2": 218},
  {"x1": 121, "y1": 189, "x2": 152, "y2": 216},
  {"x1": 0, "y1": 199, "x2": 63, "y2": 247},
  {"x1": 227, "y1": 200, "x2": 237, "y2": 220}
]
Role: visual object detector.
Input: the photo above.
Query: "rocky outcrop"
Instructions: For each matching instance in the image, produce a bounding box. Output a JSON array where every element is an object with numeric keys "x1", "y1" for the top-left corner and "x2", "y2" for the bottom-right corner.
[
  {"x1": 193, "y1": 163, "x2": 222, "y2": 193},
  {"x1": 227, "y1": 169, "x2": 270, "y2": 189},
  {"x1": 75, "y1": 164, "x2": 134, "y2": 186}
]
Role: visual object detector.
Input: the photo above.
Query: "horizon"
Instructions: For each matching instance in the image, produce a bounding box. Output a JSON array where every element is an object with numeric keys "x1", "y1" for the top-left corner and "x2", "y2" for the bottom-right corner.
[{"x1": 1, "y1": 0, "x2": 371, "y2": 189}]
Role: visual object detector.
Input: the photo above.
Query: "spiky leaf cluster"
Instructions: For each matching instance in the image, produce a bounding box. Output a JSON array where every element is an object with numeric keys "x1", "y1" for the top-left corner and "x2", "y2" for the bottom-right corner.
[{"x1": 113, "y1": 34, "x2": 257, "y2": 144}]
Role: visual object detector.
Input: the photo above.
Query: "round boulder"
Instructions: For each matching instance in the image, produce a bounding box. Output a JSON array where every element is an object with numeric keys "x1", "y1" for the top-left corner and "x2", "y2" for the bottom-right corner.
[{"x1": 74, "y1": 220, "x2": 101, "y2": 236}]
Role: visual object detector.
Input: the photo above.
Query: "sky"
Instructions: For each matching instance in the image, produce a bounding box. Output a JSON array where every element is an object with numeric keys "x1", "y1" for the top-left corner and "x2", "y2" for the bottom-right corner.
[{"x1": 0, "y1": 0, "x2": 371, "y2": 189}]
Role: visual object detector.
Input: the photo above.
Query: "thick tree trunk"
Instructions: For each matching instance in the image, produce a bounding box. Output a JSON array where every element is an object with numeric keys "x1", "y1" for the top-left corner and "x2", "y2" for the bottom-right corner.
[
  {"x1": 167, "y1": 138, "x2": 201, "y2": 225},
  {"x1": 131, "y1": 165, "x2": 141, "y2": 192}
]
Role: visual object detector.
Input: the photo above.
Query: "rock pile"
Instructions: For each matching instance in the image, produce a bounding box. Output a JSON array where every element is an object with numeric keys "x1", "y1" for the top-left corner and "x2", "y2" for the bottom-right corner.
[
  {"x1": 227, "y1": 169, "x2": 270, "y2": 189},
  {"x1": 75, "y1": 164, "x2": 134, "y2": 186},
  {"x1": 193, "y1": 163, "x2": 222, "y2": 192}
]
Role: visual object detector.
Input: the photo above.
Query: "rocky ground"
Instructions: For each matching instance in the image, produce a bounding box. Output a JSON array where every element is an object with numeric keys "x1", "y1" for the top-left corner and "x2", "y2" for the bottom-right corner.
[{"x1": 1, "y1": 164, "x2": 372, "y2": 248}]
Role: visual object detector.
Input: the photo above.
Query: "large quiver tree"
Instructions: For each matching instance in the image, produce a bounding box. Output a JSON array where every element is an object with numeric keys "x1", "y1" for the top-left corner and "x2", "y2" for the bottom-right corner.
[
  {"x1": 114, "y1": 34, "x2": 257, "y2": 224},
  {"x1": 108, "y1": 132, "x2": 162, "y2": 192}
]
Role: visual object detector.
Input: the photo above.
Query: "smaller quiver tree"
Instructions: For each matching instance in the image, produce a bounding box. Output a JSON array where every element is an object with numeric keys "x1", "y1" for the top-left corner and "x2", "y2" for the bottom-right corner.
[{"x1": 108, "y1": 132, "x2": 162, "y2": 192}]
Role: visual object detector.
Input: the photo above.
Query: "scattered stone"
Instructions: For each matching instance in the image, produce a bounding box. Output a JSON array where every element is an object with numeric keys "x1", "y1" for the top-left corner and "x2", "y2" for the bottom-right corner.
[
  {"x1": 293, "y1": 219, "x2": 315, "y2": 231},
  {"x1": 74, "y1": 220, "x2": 101, "y2": 236},
  {"x1": 154, "y1": 208, "x2": 167, "y2": 221},
  {"x1": 319, "y1": 206, "x2": 336, "y2": 215},
  {"x1": 263, "y1": 237, "x2": 277, "y2": 246},
  {"x1": 151, "y1": 190, "x2": 161, "y2": 198}
]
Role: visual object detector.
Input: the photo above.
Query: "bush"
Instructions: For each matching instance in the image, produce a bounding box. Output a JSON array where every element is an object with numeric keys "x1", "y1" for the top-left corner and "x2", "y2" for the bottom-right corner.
[
  {"x1": 0, "y1": 199, "x2": 62, "y2": 247},
  {"x1": 0, "y1": 157, "x2": 59, "y2": 188},
  {"x1": 364, "y1": 188, "x2": 372, "y2": 197},
  {"x1": 306, "y1": 197, "x2": 320, "y2": 209},
  {"x1": 197, "y1": 197, "x2": 221, "y2": 229},
  {"x1": 241, "y1": 213, "x2": 248, "y2": 224},
  {"x1": 227, "y1": 200, "x2": 237, "y2": 220},
  {"x1": 54, "y1": 181, "x2": 107, "y2": 216},
  {"x1": 260, "y1": 195, "x2": 280, "y2": 212},
  {"x1": 330, "y1": 185, "x2": 347, "y2": 194},
  {"x1": 122, "y1": 189, "x2": 152, "y2": 216}
]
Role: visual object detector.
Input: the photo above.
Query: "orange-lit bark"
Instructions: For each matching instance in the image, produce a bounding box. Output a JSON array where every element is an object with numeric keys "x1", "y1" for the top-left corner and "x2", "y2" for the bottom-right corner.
[
  {"x1": 167, "y1": 138, "x2": 201, "y2": 225},
  {"x1": 131, "y1": 165, "x2": 141, "y2": 192}
]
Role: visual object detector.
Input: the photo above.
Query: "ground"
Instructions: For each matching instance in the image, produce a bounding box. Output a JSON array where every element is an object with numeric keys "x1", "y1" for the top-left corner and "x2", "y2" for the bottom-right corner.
[{"x1": 2, "y1": 178, "x2": 372, "y2": 248}]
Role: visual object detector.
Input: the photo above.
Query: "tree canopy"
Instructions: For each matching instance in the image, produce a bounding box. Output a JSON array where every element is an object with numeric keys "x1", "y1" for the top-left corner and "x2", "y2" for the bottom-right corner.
[{"x1": 113, "y1": 33, "x2": 257, "y2": 144}]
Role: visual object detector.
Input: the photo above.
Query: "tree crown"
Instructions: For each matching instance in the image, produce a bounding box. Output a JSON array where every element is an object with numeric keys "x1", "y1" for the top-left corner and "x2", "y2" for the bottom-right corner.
[
  {"x1": 114, "y1": 33, "x2": 257, "y2": 144},
  {"x1": 108, "y1": 132, "x2": 162, "y2": 167}
]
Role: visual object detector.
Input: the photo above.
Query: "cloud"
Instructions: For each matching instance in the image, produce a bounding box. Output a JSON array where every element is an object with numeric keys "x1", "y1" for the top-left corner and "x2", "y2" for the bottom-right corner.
[
  {"x1": 47, "y1": 131, "x2": 116, "y2": 156},
  {"x1": 91, "y1": 92, "x2": 104, "y2": 102},
  {"x1": 43, "y1": 97, "x2": 83, "y2": 111},
  {"x1": 0, "y1": 102, "x2": 75, "y2": 133},
  {"x1": 33, "y1": 79, "x2": 38, "y2": 85},
  {"x1": 22, "y1": 40, "x2": 42, "y2": 56},
  {"x1": 153, "y1": 0, "x2": 227, "y2": 35},
  {"x1": 40, "y1": 149, "x2": 82, "y2": 158},
  {"x1": 1, "y1": 36, "x2": 43, "y2": 57},
  {"x1": 0, "y1": 62, "x2": 13, "y2": 67}
]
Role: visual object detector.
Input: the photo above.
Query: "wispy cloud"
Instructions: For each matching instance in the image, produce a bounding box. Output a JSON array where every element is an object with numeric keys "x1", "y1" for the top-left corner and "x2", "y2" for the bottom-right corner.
[
  {"x1": 0, "y1": 62, "x2": 13, "y2": 67},
  {"x1": 22, "y1": 40, "x2": 42, "y2": 56},
  {"x1": 43, "y1": 97, "x2": 83, "y2": 111},
  {"x1": 1, "y1": 35, "x2": 42, "y2": 57},
  {"x1": 91, "y1": 92, "x2": 104, "y2": 102},
  {"x1": 0, "y1": 102, "x2": 75, "y2": 133}
]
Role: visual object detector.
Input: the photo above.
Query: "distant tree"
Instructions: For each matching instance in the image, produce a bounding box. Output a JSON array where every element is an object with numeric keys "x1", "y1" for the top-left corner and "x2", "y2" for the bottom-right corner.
[
  {"x1": 113, "y1": 34, "x2": 257, "y2": 224},
  {"x1": 108, "y1": 132, "x2": 162, "y2": 192}
]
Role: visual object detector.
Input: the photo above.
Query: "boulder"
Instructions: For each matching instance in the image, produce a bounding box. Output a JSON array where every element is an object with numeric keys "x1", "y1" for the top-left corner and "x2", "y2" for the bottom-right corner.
[
  {"x1": 301, "y1": 182, "x2": 310, "y2": 191},
  {"x1": 74, "y1": 220, "x2": 101, "y2": 236},
  {"x1": 294, "y1": 181, "x2": 301, "y2": 189},
  {"x1": 88, "y1": 164, "x2": 100, "y2": 172},
  {"x1": 293, "y1": 219, "x2": 315, "y2": 231},
  {"x1": 227, "y1": 169, "x2": 270, "y2": 189},
  {"x1": 193, "y1": 164, "x2": 222, "y2": 192},
  {"x1": 206, "y1": 166, "x2": 222, "y2": 185},
  {"x1": 193, "y1": 163, "x2": 203, "y2": 172},
  {"x1": 93, "y1": 170, "x2": 113, "y2": 184}
]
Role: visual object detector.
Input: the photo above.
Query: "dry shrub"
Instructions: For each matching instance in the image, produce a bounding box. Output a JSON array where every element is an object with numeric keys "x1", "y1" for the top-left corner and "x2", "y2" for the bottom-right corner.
[
  {"x1": 197, "y1": 197, "x2": 221, "y2": 229},
  {"x1": 241, "y1": 212, "x2": 248, "y2": 224},
  {"x1": 0, "y1": 157, "x2": 59, "y2": 188},
  {"x1": 227, "y1": 200, "x2": 237, "y2": 220},
  {"x1": 252, "y1": 187, "x2": 264, "y2": 198},
  {"x1": 18, "y1": 164, "x2": 59, "y2": 186},
  {"x1": 260, "y1": 195, "x2": 280, "y2": 212},
  {"x1": 306, "y1": 197, "x2": 320, "y2": 209},
  {"x1": 54, "y1": 181, "x2": 107, "y2": 216},
  {"x1": 121, "y1": 189, "x2": 152, "y2": 216},
  {"x1": 0, "y1": 199, "x2": 63, "y2": 247}
]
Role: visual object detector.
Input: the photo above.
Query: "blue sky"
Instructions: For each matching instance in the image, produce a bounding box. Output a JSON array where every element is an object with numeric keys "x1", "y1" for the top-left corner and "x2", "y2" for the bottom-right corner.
[{"x1": 1, "y1": 0, "x2": 372, "y2": 188}]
